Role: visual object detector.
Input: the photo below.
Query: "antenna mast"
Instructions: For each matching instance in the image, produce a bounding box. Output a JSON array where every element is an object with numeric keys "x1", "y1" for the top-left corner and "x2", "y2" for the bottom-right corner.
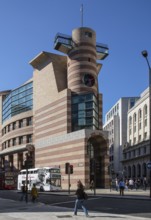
[{"x1": 80, "y1": 4, "x2": 83, "y2": 27}]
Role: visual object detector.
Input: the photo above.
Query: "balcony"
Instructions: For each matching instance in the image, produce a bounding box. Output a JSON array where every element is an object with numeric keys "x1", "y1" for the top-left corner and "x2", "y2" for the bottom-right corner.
[
  {"x1": 54, "y1": 33, "x2": 73, "y2": 54},
  {"x1": 54, "y1": 33, "x2": 109, "y2": 60},
  {"x1": 96, "y1": 42, "x2": 109, "y2": 60}
]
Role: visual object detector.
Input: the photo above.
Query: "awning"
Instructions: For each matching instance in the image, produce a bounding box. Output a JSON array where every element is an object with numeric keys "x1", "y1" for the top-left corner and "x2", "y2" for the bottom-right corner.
[{"x1": 0, "y1": 144, "x2": 34, "y2": 157}]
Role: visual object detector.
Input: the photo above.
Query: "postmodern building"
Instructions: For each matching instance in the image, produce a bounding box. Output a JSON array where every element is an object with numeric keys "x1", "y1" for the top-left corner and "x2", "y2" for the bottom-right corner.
[
  {"x1": 0, "y1": 27, "x2": 109, "y2": 189},
  {"x1": 103, "y1": 97, "x2": 139, "y2": 177},
  {"x1": 123, "y1": 88, "x2": 150, "y2": 180}
]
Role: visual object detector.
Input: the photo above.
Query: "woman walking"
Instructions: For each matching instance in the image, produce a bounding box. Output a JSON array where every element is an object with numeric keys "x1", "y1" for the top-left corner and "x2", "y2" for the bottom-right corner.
[{"x1": 74, "y1": 180, "x2": 89, "y2": 217}]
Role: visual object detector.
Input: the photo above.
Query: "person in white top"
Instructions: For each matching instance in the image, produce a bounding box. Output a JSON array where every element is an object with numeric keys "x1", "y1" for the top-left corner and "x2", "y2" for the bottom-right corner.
[{"x1": 129, "y1": 178, "x2": 134, "y2": 190}]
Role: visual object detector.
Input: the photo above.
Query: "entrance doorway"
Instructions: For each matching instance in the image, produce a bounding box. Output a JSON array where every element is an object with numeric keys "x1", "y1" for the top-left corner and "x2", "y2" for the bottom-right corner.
[{"x1": 87, "y1": 135, "x2": 108, "y2": 188}]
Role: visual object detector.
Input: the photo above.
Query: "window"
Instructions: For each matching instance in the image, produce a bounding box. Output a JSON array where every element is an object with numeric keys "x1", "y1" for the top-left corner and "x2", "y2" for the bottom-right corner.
[
  {"x1": 144, "y1": 132, "x2": 147, "y2": 140},
  {"x1": 12, "y1": 122, "x2": 16, "y2": 130},
  {"x1": 144, "y1": 105, "x2": 147, "y2": 115},
  {"x1": 137, "y1": 148, "x2": 141, "y2": 156},
  {"x1": 19, "y1": 136, "x2": 23, "y2": 145},
  {"x1": 129, "y1": 116, "x2": 132, "y2": 126},
  {"x1": 133, "y1": 150, "x2": 136, "y2": 157},
  {"x1": 27, "y1": 117, "x2": 32, "y2": 126},
  {"x1": 129, "y1": 128, "x2": 131, "y2": 135},
  {"x1": 27, "y1": 135, "x2": 32, "y2": 143},
  {"x1": 144, "y1": 118, "x2": 147, "y2": 127},
  {"x1": 8, "y1": 140, "x2": 10, "y2": 148},
  {"x1": 19, "y1": 120, "x2": 23, "y2": 128},
  {"x1": 134, "y1": 113, "x2": 137, "y2": 122},
  {"x1": 8, "y1": 125, "x2": 10, "y2": 132},
  {"x1": 144, "y1": 105, "x2": 147, "y2": 127},
  {"x1": 138, "y1": 109, "x2": 142, "y2": 119},
  {"x1": 143, "y1": 147, "x2": 146, "y2": 154},
  {"x1": 133, "y1": 113, "x2": 137, "y2": 133},
  {"x1": 139, "y1": 122, "x2": 141, "y2": 130},
  {"x1": 85, "y1": 32, "x2": 92, "y2": 38},
  {"x1": 2, "y1": 82, "x2": 33, "y2": 123},
  {"x1": 12, "y1": 138, "x2": 16, "y2": 146},
  {"x1": 71, "y1": 93, "x2": 99, "y2": 131}
]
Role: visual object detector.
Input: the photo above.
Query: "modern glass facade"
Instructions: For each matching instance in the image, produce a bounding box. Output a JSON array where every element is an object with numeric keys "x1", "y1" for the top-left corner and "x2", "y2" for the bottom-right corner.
[
  {"x1": 2, "y1": 82, "x2": 33, "y2": 123},
  {"x1": 71, "y1": 93, "x2": 99, "y2": 131}
]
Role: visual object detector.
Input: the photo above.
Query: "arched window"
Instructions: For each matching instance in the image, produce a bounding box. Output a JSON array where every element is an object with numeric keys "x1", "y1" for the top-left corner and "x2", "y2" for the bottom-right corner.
[
  {"x1": 142, "y1": 163, "x2": 147, "y2": 177},
  {"x1": 128, "y1": 166, "x2": 131, "y2": 178},
  {"x1": 144, "y1": 105, "x2": 147, "y2": 127},
  {"x1": 132, "y1": 165, "x2": 136, "y2": 178},
  {"x1": 137, "y1": 164, "x2": 141, "y2": 178},
  {"x1": 129, "y1": 116, "x2": 132, "y2": 135},
  {"x1": 133, "y1": 113, "x2": 137, "y2": 133},
  {"x1": 138, "y1": 109, "x2": 142, "y2": 130}
]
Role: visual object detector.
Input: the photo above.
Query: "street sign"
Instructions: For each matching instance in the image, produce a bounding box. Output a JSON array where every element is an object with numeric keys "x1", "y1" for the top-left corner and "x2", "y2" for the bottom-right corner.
[{"x1": 147, "y1": 162, "x2": 151, "y2": 169}]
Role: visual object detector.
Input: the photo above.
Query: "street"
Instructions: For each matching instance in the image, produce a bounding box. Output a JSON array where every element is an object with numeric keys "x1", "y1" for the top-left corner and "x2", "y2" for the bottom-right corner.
[{"x1": 0, "y1": 190, "x2": 151, "y2": 219}]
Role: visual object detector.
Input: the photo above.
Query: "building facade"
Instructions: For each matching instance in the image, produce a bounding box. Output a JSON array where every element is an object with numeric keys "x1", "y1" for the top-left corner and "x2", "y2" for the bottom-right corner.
[
  {"x1": 123, "y1": 88, "x2": 150, "y2": 181},
  {"x1": 0, "y1": 27, "x2": 110, "y2": 189},
  {"x1": 103, "y1": 97, "x2": 139, "y2": 177}
]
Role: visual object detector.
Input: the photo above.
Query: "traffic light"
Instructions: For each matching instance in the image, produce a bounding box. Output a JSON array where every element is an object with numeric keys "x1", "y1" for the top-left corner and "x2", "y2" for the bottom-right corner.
[
  {"x1": 70, "y1": 165, "x2": 73, "y2": 174},
  {"x1": 65, "y1": 162, "x2": 70, "y2": 174},
  {"x1": 24, "y1": 156, "x2": 34, "y2": 169}
]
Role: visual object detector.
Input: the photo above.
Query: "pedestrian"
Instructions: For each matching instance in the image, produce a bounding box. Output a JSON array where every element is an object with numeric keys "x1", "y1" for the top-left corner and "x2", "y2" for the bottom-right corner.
[
  {"x1": 129, "y1": 178, "x2": 134, "y2": 190},
  {"x1": 31, "y1": 183, "x2": 38, "y2": 202},
  {"x1": 118, "y1": 178, "x2": 125, "y2": 196},
  {"x1": 134, "y1": 179, "x2": 138, "y2": 190},
  {"x1": 89, "y1": 180, "x2": 94, "y2": 191},
  {"x1": 20, "y1": 183, "x2": 26, "y2": 201},
  {"x1": 74, "y1": 180, "x2": 89, "y2": 217},
  {"x1": 143, "y1": 177, "x2": 147, "y2": 190},
  {"x1": 115, "y1": 178, "x2": 119, "y2": 191}
]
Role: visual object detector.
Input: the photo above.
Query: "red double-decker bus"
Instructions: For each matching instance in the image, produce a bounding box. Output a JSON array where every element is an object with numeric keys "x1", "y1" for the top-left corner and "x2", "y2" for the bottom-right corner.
[{"x1": 0, "y1": 171, "x2": 17, "y2": 190}]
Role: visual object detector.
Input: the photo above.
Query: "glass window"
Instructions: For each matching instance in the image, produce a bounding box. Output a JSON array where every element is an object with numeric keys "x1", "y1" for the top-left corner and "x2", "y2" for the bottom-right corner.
[
  {"x1": 27, "y1": 135, "x2": 32, "y2": 143},
  {"x1": 71, "y1": 93, "x2": 99, "y2": 131},
  {"x1": 85, "y1": 32, "x2": 92, "y2": 38},
  {"x1": 19, "y1": 120, "x2": 23, "y2": 128},
  {"x1": 78, "y1": 118, "x2": 85, "y2": 126},
  {"x1": 78, "y1": 103, "x2": 85, "y2": 110},
  {"x1": 19, "y1": 136, "x2": 23, "y2": 145},
  {"x1": 12, "y1": 122, "x2": 16, "y2": 130},
  {"x1": 13, "y1": 138, "x2": 16, "y2": 146},
  {"x1": 78, "y1": 111, "x2": 85, "y2": 118},
  {"x1": 27, "y1": 117, "x2": 32, "y2": 126},
  {"x1": 2, "y1": 82, "x2": 33, "y2": 123},
  {"x1": 143, "y1": 147, "x2": 146, "y2": 154}
]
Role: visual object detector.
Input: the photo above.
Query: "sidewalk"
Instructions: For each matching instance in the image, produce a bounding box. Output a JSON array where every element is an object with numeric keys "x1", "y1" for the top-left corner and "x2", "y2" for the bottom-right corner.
[
  {"x1": 86, "y1": 188, "x2": 151, "y2": 200},
  {"x1": 41, "y1": 188, "x2": 151, "y2": 200},
  {"x1": 0, "y1": 197, "x2": 150, "y2": 220}
]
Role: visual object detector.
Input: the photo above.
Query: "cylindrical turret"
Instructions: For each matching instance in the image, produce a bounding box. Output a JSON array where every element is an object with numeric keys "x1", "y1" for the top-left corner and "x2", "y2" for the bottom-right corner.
[{"x1": 67, "y1": 27, "x2": 98, "y2": 95}]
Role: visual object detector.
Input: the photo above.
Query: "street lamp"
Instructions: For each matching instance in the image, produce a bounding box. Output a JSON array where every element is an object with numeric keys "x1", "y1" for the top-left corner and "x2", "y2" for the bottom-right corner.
[{"x1": 141, "y1": 50, "x2": 151, "y2": 198}]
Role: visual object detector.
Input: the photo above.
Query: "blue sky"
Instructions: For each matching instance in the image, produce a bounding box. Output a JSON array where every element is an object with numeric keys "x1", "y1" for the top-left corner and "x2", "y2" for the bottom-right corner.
[{"x1": 0, "y1": 0, "x2": 151, "y2": 122}]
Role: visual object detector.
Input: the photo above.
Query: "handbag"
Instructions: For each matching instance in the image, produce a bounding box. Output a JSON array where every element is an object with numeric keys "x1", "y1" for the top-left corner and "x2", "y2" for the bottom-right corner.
[{"x1": 83, "y1": 191, "x2": 88, "y2": 200}]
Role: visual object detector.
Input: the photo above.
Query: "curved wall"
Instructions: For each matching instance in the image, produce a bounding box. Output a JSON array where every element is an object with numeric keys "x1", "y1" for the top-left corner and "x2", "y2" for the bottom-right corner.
[{"x1": 67, "y1": 27, "x2": 98, "y2": 95}]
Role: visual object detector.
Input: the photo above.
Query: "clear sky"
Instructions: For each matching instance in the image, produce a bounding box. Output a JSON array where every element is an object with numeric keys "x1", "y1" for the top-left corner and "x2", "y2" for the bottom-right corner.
[{"x1": 0, "y1": 0, "x2": 151, "y2": 122}]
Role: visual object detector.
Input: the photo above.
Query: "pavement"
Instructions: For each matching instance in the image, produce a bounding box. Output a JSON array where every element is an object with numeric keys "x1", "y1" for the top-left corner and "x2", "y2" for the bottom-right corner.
[{"x1": 0, "y1": 188, "x2": 150, "y2": 220}]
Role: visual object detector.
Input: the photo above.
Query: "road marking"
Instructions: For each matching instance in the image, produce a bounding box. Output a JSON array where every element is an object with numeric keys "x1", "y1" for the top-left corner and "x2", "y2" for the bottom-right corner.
[{"x1": 50, "y1": 197, "x2": 102, "y2": 206}]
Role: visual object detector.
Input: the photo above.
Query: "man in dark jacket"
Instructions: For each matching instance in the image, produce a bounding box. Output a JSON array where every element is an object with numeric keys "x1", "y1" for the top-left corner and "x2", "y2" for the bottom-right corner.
[{"x1": 73, "y1": 180, "x2": 89, "y2": 217}]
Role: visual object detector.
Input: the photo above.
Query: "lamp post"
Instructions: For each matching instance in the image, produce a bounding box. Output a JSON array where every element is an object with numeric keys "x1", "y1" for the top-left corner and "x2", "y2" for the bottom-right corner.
[{"x1": 141, "y1": 50, "x2": 151, "y2": 198}]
